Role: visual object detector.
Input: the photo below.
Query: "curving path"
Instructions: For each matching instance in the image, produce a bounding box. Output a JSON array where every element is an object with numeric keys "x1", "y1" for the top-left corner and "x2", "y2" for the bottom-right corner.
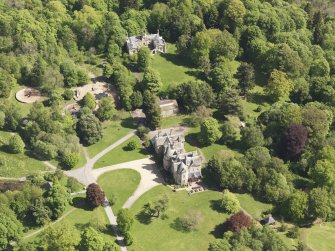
[
  {"x1": 65, "y1": 130, "x2": 136, "y2": 186},
  {"x1": 93, "y1": 157, "x2": 163, "y2": 209},
  {"x1": 63, "y1": 129, "x2": 164, "y2": 251}
]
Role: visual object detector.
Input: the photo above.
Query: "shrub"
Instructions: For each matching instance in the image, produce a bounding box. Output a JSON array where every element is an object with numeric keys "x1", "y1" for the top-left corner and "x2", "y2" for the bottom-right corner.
[
  {"x1": 117, "y1": 209, "x2": 134, "y2": 234},
  {"x1": 126, "y1": 140, "x2": 139, "y2": 151},
  {"x1": 83, "y1": 93, "x2": 96, "y2": 110},
  {"x1": 123, "y1": 231, "x2": 134, "y2": 246},
  {"x1": 59, "y1": 151, "x2": 79, "y2": 169},
  {"x1": 287, "y1": 226, "x2": 299, "y2": 238},
  {"x1": 137, "y1": 125, "x2": 150, "y2": 139},
  {"x1": 86, "y1": 183, "x2": 105, "y2": 207},
  {"x1": 8, "y1": 134, "x2": 25, "y2": 154},
  {"x1": 63, "y1": 89, "x2": 74, "y2": 100}
]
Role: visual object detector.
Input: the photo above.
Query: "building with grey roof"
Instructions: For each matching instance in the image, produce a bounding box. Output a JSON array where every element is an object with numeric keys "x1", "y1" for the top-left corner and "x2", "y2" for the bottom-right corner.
[
  {"x1": 151, "y1": 129, "x2": 203, "y2": 185},
  {"x1": 126, "y1": 31, "x2": 166, "y2": 55}
]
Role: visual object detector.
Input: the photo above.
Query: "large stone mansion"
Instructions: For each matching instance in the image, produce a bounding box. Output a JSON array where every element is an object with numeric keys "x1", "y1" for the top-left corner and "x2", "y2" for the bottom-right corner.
[
  {"x1": 151, "y1": 129, "x2": 203, "y2": 185},
  {"x1": 126, "y1": 31, "x2": 166, "y2": 55}
]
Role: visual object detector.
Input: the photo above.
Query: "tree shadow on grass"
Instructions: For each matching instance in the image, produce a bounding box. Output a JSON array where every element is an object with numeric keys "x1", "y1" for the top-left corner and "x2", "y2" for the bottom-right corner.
[
  {"x1": 185, "y1": 133, "x2": 201, "y2": 148},
  {"x1": 246, "y1": 92, "x2": 270, "y2": 106},
  {"x1": 121, "y1": 117, "x2": 137, "y2": 129},
  {"x1": 72, "y1": 196, "x2": 94, "y2": 211},
  {"x1": 170, "y1": 218, "x2": 190, "y2": 233},
  {"x1": 160, "y1": 53, "x2": 194, "y2": 68},
  {"x1": 210, "y1": 222, "x2": 227, "y2": 238},
  {"x1": 136, "y1": 210, "x2": 153, "y2": 225},
  {"x1": 209, "y1": 200, "x2": 226, "y2": 214}
]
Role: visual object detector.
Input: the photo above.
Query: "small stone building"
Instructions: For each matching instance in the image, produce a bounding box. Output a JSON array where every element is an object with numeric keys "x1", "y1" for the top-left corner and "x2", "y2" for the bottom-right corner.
[
  {"x1": 126, "y1": 32, "x2": 166, "y2": 55},
  {"x1": 151, "y1": 129, "x2": 203, "y2": 185}
]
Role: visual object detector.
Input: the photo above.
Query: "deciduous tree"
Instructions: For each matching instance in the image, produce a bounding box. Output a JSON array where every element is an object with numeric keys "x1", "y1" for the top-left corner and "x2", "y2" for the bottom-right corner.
[
  {"x1": 86, "y1": 183, "x2": 105, "y2": 207},
  {"x1": 199, "y1": 118, "x2": 222, "y2": 145}
]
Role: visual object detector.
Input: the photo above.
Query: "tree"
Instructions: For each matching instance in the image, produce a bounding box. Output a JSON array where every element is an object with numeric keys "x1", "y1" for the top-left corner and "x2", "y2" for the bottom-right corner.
[
  {"x1": 280, "y1": 124, "x2": 307, "y2": 161},
  {"x1": 33, "y1": 140, "x2": 58, "y2": 160},
  {"x1": 175, "y1": 81, "x2": 214, "y2": 113},
  {"x1": 219, "y1": 89, "x2": 244, "y2": 117},
  {"x1": 284, "y1": 191, "x2": 308, "y2": 223},
  {"x1": 208, "y1": 239, "x2": 231, "y2": 251},
  {"x1": 189, "y1": 106, "x2": 213, "y2": 126},
  {"x1": 59, "y1": 151, "x2": 79, "y2": 169},
  {"x1": 96, "y1": 97, "x2": 115, "y2": 121},
  {"x1": 199, "y1": 118, "x2": 222, "y2": 145},
  {"x1": 83, "y1": 93, "x2": 96, "y2": 110},
  {"x1": 235, "y1": 62, "x2": 255, "y2": 95},
  {"x1": 31, "y1": 197, "x2": 51, "y2": 226},
  {"x1": 220, "y1": 189, "x2": 241, "y2": 214},
  {"x1": 0, "y1": 206, "x2": 23, "y2": 250},
  {"x1": 177, "y1": 209, "x2": 203, "y2": 232},
  {"x1": 142, "y1": 90, "x2": 161, "y2": 130},
  {"x1": 46, "y1": 179, "x2": 72, "y2": 220},
  {"x1": 117, "y1": 209, "x2": 134, "y2": 234},
  {"x1": 131, "y1": 91, "x2": 143, "y2": 109},
  {"x1": 137, "y1": 47, "x2": 151, "y2": 71},
  {"x1": 241, "y1": 125, "x2": 264, "y2": 149},
  {"x1": 221, "y1": 120, "x2": 240, "y2": 145},
  {"x1": 308, "y1": 188, "x2": 332, "y2": 221},
  {"x1": 142, "y1": 67, "x2": 162, "y2": 93},
  {"x1": 266, "y1": 70, "x2": 294, "y2": 102},
  {"x1": 86, "y1": 183, "x2": 105, "y2": 207},
  {"x1": 143, "y1": 194, "x2": 169, "y2": 218},
  {"x1": 0, "y1": 69, "x2": 16, "y2": 98},
  {"x1": 77, "y1": 113, "x2": 103, "y2": 145},
  {"x1": 78, "y1": 227, "x2": 105, "y2": 251},
  {"x1": 38, "y1": 223, "x2": 79, "y2": 251},
  {"x1": 8, "y1": 134, "x2": 25, "y2": 154},
  {"x1": 225, "y1": 211, "x2": 253, "y2": 232}
]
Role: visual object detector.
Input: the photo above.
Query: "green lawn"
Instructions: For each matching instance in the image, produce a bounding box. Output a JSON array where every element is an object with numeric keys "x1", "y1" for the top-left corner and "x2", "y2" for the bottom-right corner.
[
  {"x1": 128, "y1": 185, "x2": 228, "y2": 251},
  {"x1": 128, "y1": 185, "x2": 272, "y2": 251},
  {"x1": 300, "y1": 222, "x2": 335, "y2": 251},
  {"x1": 98, "y1": 169, "x2": 141, "y2": 213},
  {"x1": 152, "y1": 44, "x2": 199, "y2": 92},
  {"x1": 0, "y1": 131, "x2": 50, "y2": 177},
  {"x1": 86, "y1": 117, "x2": 135, "y2": 158},
  {"x1": 94, "y1": 135, "x2": 148, "y2": 169},
  {"x1": 234, "y1": 193, "x2": 272, "y2": 219}
]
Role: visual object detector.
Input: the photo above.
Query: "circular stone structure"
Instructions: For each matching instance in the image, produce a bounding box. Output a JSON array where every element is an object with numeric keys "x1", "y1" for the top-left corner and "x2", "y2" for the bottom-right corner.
[{"x1": 16, "y1": 88, "x2": 43, "y2": 104}]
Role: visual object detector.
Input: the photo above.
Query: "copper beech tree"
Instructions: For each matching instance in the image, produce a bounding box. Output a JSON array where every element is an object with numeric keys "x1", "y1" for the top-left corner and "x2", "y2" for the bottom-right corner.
[
  {"x1": 225, "y1": 211, "x2": 253, "y2": 233},
  {"x1": 86, "y1": 183, "x2": 105, "y2": 207}
]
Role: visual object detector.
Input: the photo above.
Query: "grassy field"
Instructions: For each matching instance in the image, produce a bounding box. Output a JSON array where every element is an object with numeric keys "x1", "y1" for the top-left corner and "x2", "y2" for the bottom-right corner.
[
  {"x1": 94, "y1": 135, "x2": 148, "y2": 169},
  {"x1": 234, "y1": 193, "x2": 272, "y2": 219},
  {"x1": 152, "y1": 44, "x2": 199, "y2": 92},
  {"x1": 128, "y1": 186, "x2": 228, "y2": 251},
  {"x1": 0, "y1": 131, "x2": 50, "y2": 177},
  {"x1": 128, "y1": 185, "x2": 272, "y2": 251},
  {"x1": 98, "y1": 169, "x2": 141, "y2": 213},
  {"x1": 300, "y1": 222, "x2": 335, "y2": 251},
  {"x1": 86, "y1": 117, "x2": 135, "y2": 158}
]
